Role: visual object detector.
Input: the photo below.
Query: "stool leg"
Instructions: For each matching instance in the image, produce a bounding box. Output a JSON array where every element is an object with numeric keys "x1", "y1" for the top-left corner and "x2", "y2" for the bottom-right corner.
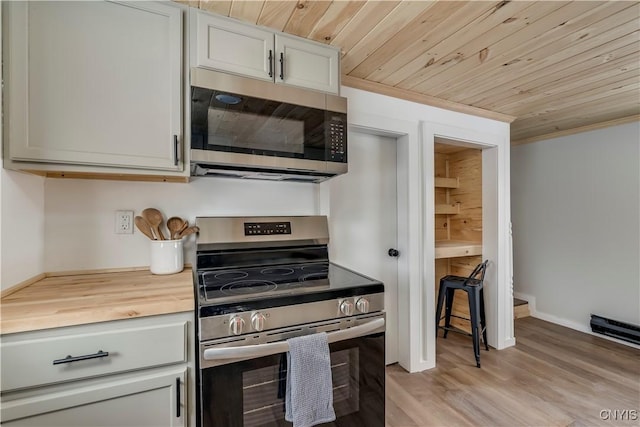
[
  {"x1": 480, "y1": 287, "x2": 489, "y2": 351},
  {"x1": 443, "y1": 288, "x2": 454, "y2": 339},
  {"x1": 468, "y1": 288, "x2": 481, "y2": 368},
  {"x1": 435, "y1": 280, "x2": 447, "y2": 337}
]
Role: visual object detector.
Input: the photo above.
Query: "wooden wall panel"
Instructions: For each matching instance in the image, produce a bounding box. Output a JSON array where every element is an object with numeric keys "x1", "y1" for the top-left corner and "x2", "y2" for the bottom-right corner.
[{"x1": 449, "y1": 148, "x2": 482, "y2": 243}]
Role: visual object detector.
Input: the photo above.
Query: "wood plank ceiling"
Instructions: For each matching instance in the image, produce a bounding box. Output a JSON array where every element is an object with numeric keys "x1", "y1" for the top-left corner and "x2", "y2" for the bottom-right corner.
[{"x1": 181, "y1": 0, "x2": 640, "y2": 144}]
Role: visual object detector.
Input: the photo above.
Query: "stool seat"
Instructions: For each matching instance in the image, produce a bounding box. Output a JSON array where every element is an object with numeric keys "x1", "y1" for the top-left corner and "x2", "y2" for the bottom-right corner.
[{"x1": 435, "y1": 260, "x2": 489, "y2": 368}]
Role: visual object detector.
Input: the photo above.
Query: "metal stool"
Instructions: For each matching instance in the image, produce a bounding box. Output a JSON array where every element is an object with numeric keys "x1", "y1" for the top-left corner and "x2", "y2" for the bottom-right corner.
[{"x1": 435, "y1": 260, "x2": 489, "y2": 368}]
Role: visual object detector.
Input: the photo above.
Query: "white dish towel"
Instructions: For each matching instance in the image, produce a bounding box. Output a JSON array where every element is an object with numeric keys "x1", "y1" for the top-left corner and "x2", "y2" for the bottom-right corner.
[{"x1": 285, "y1": 332, "x2": 336, "y2": 427}]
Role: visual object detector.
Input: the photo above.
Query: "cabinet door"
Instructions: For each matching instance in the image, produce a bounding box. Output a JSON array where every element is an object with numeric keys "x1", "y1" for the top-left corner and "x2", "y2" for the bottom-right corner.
[
  {"x1": 275, "y1": 34, "x2": 340, "y2": 94},
  {"x1": 1, "y1": 368, "x2": 186, "y2": 427},
  {"x1": 194, "y1": 10, "x2": 273, "y2": 81},
  {"x1": 4, "y1": 1, "x2": 183, "y2": 171}
]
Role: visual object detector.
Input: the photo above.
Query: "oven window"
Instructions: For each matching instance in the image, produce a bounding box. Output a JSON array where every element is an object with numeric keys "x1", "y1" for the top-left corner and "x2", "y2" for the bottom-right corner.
[
  {"x1": 242, "y1": 349, "x2": 359, "y2": 427},
  {"x1": 200, "y1": 334, "x2": 384, "y2": 427}
]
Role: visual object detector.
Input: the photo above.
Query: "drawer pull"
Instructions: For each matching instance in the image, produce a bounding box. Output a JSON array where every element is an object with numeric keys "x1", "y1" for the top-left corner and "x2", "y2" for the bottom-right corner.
[
  {"x1": 176, "y1": 377, "x2": 181, "y2": 418},
  {"x1": 53, "y1": 350, "x2": 109, "y2": 365}
]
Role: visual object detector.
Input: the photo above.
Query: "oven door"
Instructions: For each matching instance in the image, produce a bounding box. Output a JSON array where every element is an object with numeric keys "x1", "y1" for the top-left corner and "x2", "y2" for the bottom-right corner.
[{"x1": 198, "y1": 315, "x2": 385, "y2": 427}]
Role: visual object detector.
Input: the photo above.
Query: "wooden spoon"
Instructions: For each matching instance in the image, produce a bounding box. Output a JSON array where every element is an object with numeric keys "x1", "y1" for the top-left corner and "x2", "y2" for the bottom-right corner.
[
  {"x1": 177, "y1": 220, "x2": 189, "y2": 238},
  {"x1": 166, "y1": 217, "x2": 186, "y2": 240},
  {"x1": 141, "y1": 208, "x2": 166, "y2": 240},
  {"x1": 134, "y1": 216, "x2": 155, "y2": 240},
  {"x1": 177, "y1": 226, "x2": 199, "y2": 239}
]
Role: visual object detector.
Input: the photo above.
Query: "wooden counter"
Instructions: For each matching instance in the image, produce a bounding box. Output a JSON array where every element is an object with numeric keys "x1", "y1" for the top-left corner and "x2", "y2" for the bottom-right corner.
[{"x1": 0, "y1": 268, "x2": 194, "y2": 335}]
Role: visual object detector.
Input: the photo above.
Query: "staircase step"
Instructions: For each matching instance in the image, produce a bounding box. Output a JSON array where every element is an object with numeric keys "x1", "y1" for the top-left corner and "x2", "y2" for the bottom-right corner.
[{"x1": 514, "y1": 297, "x2": 530, "y2": 319}]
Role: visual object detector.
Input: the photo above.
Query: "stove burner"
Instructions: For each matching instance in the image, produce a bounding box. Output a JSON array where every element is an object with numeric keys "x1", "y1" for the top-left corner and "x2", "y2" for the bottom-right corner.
[
  {"x1": 213, "y1": 271, "x2": 249, "y2": 281},
  {"x1": 220, "y1": 280, "x2": 277, "y2": 295},
  {"x1": 260, "y1": 267, "x2": 295, "y2": 276},
  {"x1": 299, "y1": 272, "x2": 329, "y2": 282}
]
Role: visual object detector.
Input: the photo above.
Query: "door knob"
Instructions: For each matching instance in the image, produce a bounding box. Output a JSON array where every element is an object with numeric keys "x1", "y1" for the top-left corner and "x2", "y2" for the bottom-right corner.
[{"x1": 388, "y1": 248, "x2": 399, "y2": 257}]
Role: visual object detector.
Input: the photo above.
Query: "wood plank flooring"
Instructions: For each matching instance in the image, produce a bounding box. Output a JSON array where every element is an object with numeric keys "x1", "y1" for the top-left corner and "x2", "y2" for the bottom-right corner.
[{"x1": 386, "y1": 317, "x2": 640, "y2": 427}]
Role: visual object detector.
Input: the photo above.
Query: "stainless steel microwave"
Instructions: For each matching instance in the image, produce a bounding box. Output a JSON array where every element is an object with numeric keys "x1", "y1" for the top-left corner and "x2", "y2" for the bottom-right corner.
[{"x1": 190, "y1": 68, "x2": 348, "y2": 183}]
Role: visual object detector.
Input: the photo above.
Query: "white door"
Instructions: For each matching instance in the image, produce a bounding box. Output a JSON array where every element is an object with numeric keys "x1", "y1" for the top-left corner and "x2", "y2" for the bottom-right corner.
[{"x1": 325, "y1": 131, "x2": 399, "y2": 364}]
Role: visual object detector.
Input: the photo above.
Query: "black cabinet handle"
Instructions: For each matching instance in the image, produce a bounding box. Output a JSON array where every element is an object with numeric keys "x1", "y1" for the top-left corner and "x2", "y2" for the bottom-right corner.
[
  {"x1": 53, "y1": 350, "x2": 109, "y2": 365},
  {"x1": 268, "y1": 50, "x2": 273, "y2": 78},
  {"x1": 173, "y1": 135, "x2": 179, "y2": 166},
  {"x1": 388, "y1": 248, "x2": 400, "y2": 257},
  {"x1": 279, "y1": 52, "x2": 284, "y2": 80},
  {"x1": 176, "y1": 377, "x2": 181, "y2": 418}
]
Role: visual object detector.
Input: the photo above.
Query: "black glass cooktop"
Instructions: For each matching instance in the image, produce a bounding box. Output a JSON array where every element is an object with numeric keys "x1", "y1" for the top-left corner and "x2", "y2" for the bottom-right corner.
[{"x1": 197, "y1": 262, "x2": 384, "y2": 316}]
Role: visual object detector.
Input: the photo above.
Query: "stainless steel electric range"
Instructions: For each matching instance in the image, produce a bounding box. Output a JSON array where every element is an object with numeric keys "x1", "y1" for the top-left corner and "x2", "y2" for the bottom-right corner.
[{"x1": 194, "y1": 216, "x2": 385, "y2": 427}]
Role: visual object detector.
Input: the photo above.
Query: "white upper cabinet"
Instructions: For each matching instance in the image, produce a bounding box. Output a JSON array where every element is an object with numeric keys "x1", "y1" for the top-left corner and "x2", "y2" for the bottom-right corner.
[
  {"x1": 3, "y1": 1, "x2": 184, "y2": 171},
  {"x1": 195, "y1": 12, "x2": 273, "y2": 82},
  {"x1": 193, "y1": 10, "x2": 340, "y2": 94}
]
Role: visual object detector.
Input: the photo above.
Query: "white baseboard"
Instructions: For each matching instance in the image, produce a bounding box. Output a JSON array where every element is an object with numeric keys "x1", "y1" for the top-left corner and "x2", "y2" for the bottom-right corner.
[{"x1": 513, "y1": 292, "x2": 640, "y2": 350}]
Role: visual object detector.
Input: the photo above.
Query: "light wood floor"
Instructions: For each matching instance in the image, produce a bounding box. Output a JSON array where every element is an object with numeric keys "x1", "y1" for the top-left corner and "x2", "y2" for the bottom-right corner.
[{"x1": 385, "y1": 317, "x2": 640, "y2": 427}]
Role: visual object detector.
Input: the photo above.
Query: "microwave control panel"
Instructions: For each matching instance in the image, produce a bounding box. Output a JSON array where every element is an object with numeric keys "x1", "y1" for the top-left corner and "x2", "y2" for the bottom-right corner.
[{"x1": 329, "y1": 119, "x2": 346, "y2": 162}]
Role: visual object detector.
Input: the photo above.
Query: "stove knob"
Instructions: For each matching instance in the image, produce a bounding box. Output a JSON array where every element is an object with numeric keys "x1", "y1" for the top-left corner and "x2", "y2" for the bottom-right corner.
[
  {"x1": 229, "y1": 316, "x2": 245, "y2": 336},
  {"x1": 340, "y1": 300, "x2": 355, "y2": 316},
  {"x1": 356, "y1": 298, "x2": 370, "y2": 313},
  {"x1": 251, "y1": 312, "x2": 266, "y2": 332}
]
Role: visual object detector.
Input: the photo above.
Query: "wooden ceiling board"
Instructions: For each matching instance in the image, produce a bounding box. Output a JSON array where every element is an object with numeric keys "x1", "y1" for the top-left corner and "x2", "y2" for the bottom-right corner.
[
  {"x1": 441, "y1": 3, "x2": 639, "y2": 103},
  {"x1": 498, "y1": 50, "x2": 640, "y2": 113},
  {"x1": 479, "y1": 43, "x2": 640, "y2": 111},
  {"x1": 182, "y1": 0, "x2": 640, "y2": 144},
  {"x1": 415, "y1": 2, "x2": 601, "y2": 97},
  {"x1": 256, "y1": 1, "x2": 298, "y2": 31},
  {"x1": 511, "y1": 115, "x2": 640, "y2": 145},
  {"x1": 515, "y1": 78, "x2": 640, "y2": 121},
  {"x1": 364, "y1": 1, "x2": 500, "y2": 84},
  {"x1": 511, "y1": 98, "x2": 640, "y2": 140},
  {"x1": 398, "y1": 1, "x2": 567, "y2": 91},
  {"x1": 348, "y1": 1, "x2": 470, "y2": 79},
  {"x1": 379, "y1": 0, "x2": 536, "y2": 87},
  {"x1": 282, "y1": 1, "x2": 332, "y2": 38},
  {"x1": 338, "y1": 1, "x2": 431, "y2": 74},
  {"x1": 306, "y1": 1, "x2": 366, "y2": 44},
  {"x1": 229, "y1": 0, "x2": 264, "y2": 24}
]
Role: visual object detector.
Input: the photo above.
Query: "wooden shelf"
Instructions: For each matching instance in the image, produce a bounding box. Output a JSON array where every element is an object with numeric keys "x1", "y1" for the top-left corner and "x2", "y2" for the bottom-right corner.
[
  {"x1": 434, "y1": 177, "x2": 459, "y2": 188},
  {"x1": 435, "y1": 203, "x2": 460, "y2": 215},
  {"x1": 435, "y1": 240, "x2": 482, "y2": 259}
]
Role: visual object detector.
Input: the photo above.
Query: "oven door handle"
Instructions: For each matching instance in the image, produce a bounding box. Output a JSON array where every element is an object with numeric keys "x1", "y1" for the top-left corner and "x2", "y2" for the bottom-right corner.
[{"x1": 203, "y1": 317, "x2": 385, "y2": 361}]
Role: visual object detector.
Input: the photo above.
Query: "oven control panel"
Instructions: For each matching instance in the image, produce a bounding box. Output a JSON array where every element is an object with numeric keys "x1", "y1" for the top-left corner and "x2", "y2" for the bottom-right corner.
[
  {"x1": 244, "y1": 221, "x2": 292, "y2": 236},
  {"x1": 199, "y1": 293, "x2": 385, "y2": 341}
]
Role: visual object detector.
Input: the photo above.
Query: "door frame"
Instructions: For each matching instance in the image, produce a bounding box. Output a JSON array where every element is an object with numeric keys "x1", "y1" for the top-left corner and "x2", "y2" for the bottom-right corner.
[{"x1": 423, "y1": 123, "x2": 515, "y2": 363}]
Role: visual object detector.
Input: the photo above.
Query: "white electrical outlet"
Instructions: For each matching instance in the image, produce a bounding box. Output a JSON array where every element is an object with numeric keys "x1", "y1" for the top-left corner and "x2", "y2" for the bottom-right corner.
[{"x1": 115, "y1": 210, "x2": 134, "y2": 234}]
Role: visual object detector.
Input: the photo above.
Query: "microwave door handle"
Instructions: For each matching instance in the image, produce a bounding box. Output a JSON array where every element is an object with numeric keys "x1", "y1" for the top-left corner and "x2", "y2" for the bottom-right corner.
[{"x1": 203, "y1": 317, "x2": 385, "y2": 361}]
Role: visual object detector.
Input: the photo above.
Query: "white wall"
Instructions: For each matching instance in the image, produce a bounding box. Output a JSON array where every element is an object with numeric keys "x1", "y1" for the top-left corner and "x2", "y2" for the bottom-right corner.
[
  {"x1": 511, "y1": 122, "x2": 640, "y2": 332},
  {"x1": 43, "y1": 178, "x2": 319, "y2": 272},
  {"x1": 0, "y1": 170, "x2": 45, "y2": 289}
]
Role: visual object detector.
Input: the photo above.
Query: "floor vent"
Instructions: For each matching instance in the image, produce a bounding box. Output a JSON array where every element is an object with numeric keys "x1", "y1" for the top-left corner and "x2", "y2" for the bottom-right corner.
[{"x1": 590, "y1": 314, "x2": 640, "y2": 345}]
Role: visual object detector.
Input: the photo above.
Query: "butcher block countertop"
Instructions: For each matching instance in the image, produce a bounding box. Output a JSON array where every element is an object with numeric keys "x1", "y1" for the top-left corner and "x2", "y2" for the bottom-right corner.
[{"x1": 0, "y1": 268, "x2": 194, "y2": 335}]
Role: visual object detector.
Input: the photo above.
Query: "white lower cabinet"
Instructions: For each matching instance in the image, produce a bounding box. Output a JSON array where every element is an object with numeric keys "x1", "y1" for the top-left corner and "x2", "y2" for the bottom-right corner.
[
  {"x1": 0, "y1": 312, "x2": 193, "y2": 426},
  {"x1": 1, "y1": 367, "x2": 186, "y2": 427}
]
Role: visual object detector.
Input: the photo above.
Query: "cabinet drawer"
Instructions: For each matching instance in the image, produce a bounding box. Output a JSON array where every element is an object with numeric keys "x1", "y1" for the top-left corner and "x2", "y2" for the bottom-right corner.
[{"x1": 1, "y1": 322, "x2": 186, "y2": 392}]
